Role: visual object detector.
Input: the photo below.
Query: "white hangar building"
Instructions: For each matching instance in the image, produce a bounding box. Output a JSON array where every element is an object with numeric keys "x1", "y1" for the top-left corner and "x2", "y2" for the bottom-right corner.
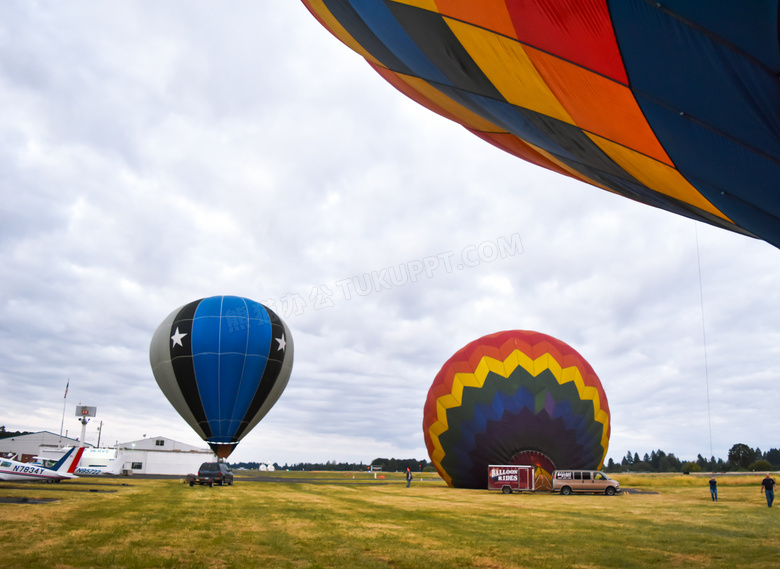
[
  {"x1": 116, "y1": 436, "x2": 215, "y2": 475},
  {"x1": 0, "y1": 431, "x2": 87, "y2": 462}
]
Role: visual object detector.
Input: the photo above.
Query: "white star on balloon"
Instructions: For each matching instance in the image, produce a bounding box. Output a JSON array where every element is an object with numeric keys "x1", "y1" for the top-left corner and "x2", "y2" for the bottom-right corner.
[
  {"x1": 171, "y1": 327, "x2": 188, "y2": 348},
  {"x1": 275, "y1": 334, "x2": 286, "y2": 351}
]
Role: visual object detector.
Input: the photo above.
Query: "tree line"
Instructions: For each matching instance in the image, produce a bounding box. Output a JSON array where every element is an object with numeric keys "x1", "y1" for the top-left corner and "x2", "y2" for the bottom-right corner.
[
  {"x1": 230, "y1": 458, "x2": 431, "y2": 472},
  {"x1": 604, "y1": 444, "x2": 779, "y2": 473},
  {"x1": 237, "y1": 444, "x2": 779, "y2": 474},
  {"x1": 0, "y1": 427, "x2": 30, "y2": 439}
]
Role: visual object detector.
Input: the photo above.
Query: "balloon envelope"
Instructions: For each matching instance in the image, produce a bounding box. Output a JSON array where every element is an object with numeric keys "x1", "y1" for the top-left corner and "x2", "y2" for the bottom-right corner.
[
  {"x1": 423, "y1": 330, "x2": 610, "y2": 489},
  {"x1": 303, "y1": 1, "x2": 780, "y2": 249},
  {"x1": 149, "y1": 296, "x2": 293, "y2": 458}
]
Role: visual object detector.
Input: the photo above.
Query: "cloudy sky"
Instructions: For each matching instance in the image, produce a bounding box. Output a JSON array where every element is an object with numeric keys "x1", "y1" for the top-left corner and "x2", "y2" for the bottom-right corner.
[{"x1": 2, "y1": 2, "x2": 778, "y2": 467}]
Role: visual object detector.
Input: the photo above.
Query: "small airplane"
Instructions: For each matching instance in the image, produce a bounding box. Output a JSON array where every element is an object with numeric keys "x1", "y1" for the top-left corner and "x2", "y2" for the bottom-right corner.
[
  {"x1": 73, "y1": 454, "x2": 125, "y2": 476},
  {"x1": 32, "y1": 447, "x2": 126, "y2": 476},
  {"x1": 0, "y1": 446, "x2": 85, "y2": 483},
  {"x1": 41, "y1": 446, "x2": 125, "y2": 476}
]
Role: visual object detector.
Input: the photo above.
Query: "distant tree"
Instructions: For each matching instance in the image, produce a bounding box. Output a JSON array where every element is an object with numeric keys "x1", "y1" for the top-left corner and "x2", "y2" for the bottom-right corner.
[
  {"x1": 633, "y1": 452, "x2": 640, "y2": 464},
  {"x1": 371, "y1": 458, "x2": 428, "y2": 472},
  {"x1": 681, "y1": 462, "x2": 701, "y2": 473},
  {"x1": 229, "y1": 461, "x2": 260, "y2": 470},
  {"x1": 606, "y1": 458, "x2": 616, "y2": 471},
  {"x1": 748, "y1": 459, "x2": 772, "y2": 472},
  {"x1": 650, "y1": 450, "x2": 662, "y2": 471},
  {"x1": 694, "y1": 453, "x2": 718, "y2": 471},
  {"x1": 764, "y1": 448, "x2": 780, "y2": 466},
  {"x1": 728, "y1": 443, "x2": 756, "y2": 469},
  {"x1": 666, "y1": 453, "x2": 682, "y2": 472},
  {"x1": 0, "y1": 427, "x2": 28, "y2": 440},
  {"x1": 631, "y1": 461, "x2": 652, "y2": 472}
]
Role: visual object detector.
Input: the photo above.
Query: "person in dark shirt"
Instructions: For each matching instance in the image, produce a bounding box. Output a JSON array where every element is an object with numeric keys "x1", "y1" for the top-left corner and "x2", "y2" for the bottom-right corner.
[
  {"x1": 760, "y1": 473, "x2": 775, "y2": 507},
  {"x1": 709, "y1": 476, "x2": 718, "y2": 502}
]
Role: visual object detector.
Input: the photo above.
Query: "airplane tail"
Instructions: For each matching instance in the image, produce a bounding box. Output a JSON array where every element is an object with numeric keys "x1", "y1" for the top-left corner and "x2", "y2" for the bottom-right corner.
[
  {"x1": 52, "y1": 447, "x2": 86, "y2": 476},
  {"x1": 107, "y1": 454, "x2": 127, "y2": 475}
]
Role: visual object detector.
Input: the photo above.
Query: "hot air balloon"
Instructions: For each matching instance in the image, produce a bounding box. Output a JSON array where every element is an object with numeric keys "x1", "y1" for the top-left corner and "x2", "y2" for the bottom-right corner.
[
  {"x1": 423, "y1": 330, "x2": 610, "y2": 489},
  {"x1": 302, "y1": 1, "x2": 780, "y2": 249},
  {"x1": 149, "y1": 296, "x2": 293, "y2": 459}
]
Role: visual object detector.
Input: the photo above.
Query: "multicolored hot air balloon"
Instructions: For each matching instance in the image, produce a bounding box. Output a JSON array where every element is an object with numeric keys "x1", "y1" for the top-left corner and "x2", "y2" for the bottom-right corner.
[
  {"x1": 423, "y1": 330, "x2": 610, "y2": 489},
  {"x1": 302, "y1": 1, "x2": 780, "y2": 249},
  {"x1": 149, "y1": 296, "x2": 293, "y2": 459}
]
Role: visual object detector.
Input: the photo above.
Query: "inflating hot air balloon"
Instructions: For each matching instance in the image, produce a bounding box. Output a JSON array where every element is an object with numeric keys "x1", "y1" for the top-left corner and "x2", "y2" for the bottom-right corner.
[
  {"x1": 303, "y1": 1, "x2": 780, "y2": 249},
  {"x1": 423, "y1": 330, "x2": 610, "y2": 489},
  {"x1": 149, "y1": 296, "x2": 293, "y2": 458}
]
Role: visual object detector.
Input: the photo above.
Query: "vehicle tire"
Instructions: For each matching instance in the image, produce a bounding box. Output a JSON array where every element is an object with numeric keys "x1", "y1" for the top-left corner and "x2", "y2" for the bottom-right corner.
[
  {"x1": 209, "y1": 479, "x2": 214, "y2": 487},
  {"x1": 561, "y1": 486, "x2": 572, "y2": 496},
  {"x1": 605, "y1": 486, "x2": 616, "y2": 496},
  {"x1": 228, "y1": 480, "x2": 233, "y2": 486},
  {"x1": 189, "y1": 480, "x2": 194, "y2": 487},
  {"x1": 219, "y1": 478, "x2": 224, "y2": 486},
  {"x1": 502, "y1": 486, "x2": 512, "y2": 494}
]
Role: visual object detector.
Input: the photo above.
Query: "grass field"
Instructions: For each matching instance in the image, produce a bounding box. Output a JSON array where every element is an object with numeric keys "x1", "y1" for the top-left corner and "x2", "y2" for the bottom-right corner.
[{"x1": 0, "y1": 471, "x2": 777, "y2": 568}]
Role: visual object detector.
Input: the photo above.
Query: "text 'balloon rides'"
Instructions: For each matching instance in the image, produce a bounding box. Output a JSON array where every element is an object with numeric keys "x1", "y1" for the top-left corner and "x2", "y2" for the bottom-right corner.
[
  {"x1": 149, "y1": 296, "x2": 294, "y2": 459},
  {"x1": 302, "y1": 1, "x2": 780, "y2": 249},
  {"x1": 423, "y1": 330, "x2": 610, "y2": 489}
]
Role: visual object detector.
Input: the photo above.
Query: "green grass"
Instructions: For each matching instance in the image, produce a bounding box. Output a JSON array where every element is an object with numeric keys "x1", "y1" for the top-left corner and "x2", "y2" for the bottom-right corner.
[{"x1": 0, "y1": 472, "x2": 777, "y2": 568}]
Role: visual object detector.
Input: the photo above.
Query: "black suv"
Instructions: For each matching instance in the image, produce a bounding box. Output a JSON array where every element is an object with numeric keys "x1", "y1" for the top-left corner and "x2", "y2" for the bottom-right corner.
[{"x1": 190, "y1": 462, "x2": 234, "y2": 487}]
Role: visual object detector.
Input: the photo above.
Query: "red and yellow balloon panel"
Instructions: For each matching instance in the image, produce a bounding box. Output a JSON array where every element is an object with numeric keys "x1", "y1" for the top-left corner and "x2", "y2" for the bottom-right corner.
[
  {"x1": 423, "y1": 330, "x2": 610, "y2": 489},
  {"x1": 302, "y1": 1, "x2": 780, "y2": 249}
]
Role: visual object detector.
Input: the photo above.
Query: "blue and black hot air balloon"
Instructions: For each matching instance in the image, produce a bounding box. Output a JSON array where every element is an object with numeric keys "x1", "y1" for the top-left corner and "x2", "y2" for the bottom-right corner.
[{"x1": 149, "y1": 296, "x2": 293, "y2": 459}]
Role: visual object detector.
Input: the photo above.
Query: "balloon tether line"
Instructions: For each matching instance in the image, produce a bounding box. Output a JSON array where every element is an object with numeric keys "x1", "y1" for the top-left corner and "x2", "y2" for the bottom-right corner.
[{"x1": 695, "y1": 224, "x2": 714, "y2": 461}]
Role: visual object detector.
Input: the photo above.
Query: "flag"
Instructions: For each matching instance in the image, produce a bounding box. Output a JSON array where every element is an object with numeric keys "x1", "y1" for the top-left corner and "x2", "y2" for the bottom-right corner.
[{"x1": 64, "y1": 379, "x2": 69, "y2": 399}]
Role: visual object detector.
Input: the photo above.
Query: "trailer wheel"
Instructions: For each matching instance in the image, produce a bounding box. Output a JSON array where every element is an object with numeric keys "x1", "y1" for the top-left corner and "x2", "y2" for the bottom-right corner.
[
  {"x1": 561, "y1": 486, "x2": 572, "y2": 495},
  {"x1": 502, "y1": 486, "x2": 512, "y2": 494},
  {"x1": 605, "y1": 486, "x2": 616, "y2": 496}
]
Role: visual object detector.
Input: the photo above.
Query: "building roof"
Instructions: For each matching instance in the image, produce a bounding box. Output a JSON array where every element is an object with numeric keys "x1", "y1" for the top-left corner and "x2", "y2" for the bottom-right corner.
[
  {"x1": 1, "y1": 430, "x2": 87, "y2": 447},
  {"x1": 117, "y1": 436, "x2": 210, "y2": 453}
]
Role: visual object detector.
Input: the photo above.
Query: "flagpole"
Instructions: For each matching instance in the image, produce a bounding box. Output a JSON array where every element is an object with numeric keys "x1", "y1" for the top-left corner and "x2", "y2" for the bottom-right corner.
[{"x1": 59, "y1": 379, "x2": 69, "y2": 447}]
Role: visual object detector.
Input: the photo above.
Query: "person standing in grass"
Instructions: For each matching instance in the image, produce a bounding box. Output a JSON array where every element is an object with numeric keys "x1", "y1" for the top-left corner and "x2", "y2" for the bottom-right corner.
[
  {"x1": 760, "y1": 473, "x2": 775, "y2": 507},
  {"x1": 406, "y1": 467, "x2": 412, "y2": 488},
  {"x1": 709, "y1": 476, "x2": 718, "y2": 502}
]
